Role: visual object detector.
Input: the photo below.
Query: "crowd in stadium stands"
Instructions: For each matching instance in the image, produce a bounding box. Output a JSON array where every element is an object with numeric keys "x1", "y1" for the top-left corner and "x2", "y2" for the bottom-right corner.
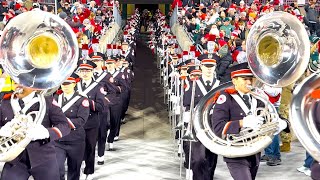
[{"x1": 0, "y1": 0, "x2": 120, "y2": 58}]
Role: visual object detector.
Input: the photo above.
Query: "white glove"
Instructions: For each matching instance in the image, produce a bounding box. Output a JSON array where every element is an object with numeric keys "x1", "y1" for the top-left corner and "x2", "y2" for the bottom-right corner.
[
  {"x1": 0, "y1": 114, "x2": 31, "y2": 137},
  {"x1": 183, "y1": 111, "x2": 191, "y2": 123},
  {"x1": 0, "y1": 121, "x2": 15, "y2": 137},
  {"x1": 27, "y1": 124, "x2": 50, "y2": 141},
  {"x1": 274, "y1": 119, "x2": 288, "y2": 135},
  {"x1": 170, "y1": 95, "x2": 180, "y2": 104},
  {"x1": 242, "y1": 115, "x2": 264, "y2": 130}
]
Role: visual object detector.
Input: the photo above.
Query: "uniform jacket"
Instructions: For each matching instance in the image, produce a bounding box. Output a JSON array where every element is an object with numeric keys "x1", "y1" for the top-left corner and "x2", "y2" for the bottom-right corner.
[
  {"x1": 311, "y1": 101, "x2": 320, "y2": 180},
  {"x1": 110, "y1": 70, "x2": 129, "y2": 94},
  {"x1": 76, "y1": 79, "x2": 105, "y2": 129},
  {"x1": 54, "y1": 93, "x2": 90, "y2": 143},
  {"x1": 120, "y1": 67, "x2": 134, "y2": 89},
  {"x1": 0, "y1": 95, "x2": 71, "y2": 167},
  {"x1": 211, "y1": 89, "x2": 264, "y2": 164},
  {"x1": 183, "y1": 76, "x2": 220, "y2": 111},
  {"x1": 94, "y1": 71, "x2": 119, "y2": 105}
]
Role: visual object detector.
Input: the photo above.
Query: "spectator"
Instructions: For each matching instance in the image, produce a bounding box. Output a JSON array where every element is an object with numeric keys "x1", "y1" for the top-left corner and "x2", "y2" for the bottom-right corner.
[
  {"x1": 219, "y1": 0, "x2": 232, "y2": 9},
  {"x1": 47, "y1": 5, "x2": 54, "y2": 14},
  {"x1": 261, "y1": 85, "x2": 282, "y2": 166},
  {"x1": 297, "y1": 152, "x2": 314, "y2": 177},
  {"x1": 216, "y1": 44, "x2": 232, "y2": 82},
  {"x1": 61, "y1": 2, "x2": 71, "y2": 16},
  {"x1": 206, "y1": 8, "x2": 219, "y2": 25},
  {"x1": 305, "y1": 1, "x2": 319, "y2": 35},
  {"x1": 220, "y1": 17, "x2": 234, "y2": 38}
]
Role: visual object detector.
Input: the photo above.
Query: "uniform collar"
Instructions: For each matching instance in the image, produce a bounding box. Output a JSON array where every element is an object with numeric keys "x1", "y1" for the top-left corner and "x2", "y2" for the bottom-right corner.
[
  {"x1": 64, "y1": 92, "x2": 74, "y2": 100},
  {"x1": 21, "y1": 91, "x2": 36, "y2": 104},
  {"x1": 82, "y1": 79, "x2": 92, "y2": 86},
  {"x1": 238, "y1": 91, "x2": 251, "y2": 100}
]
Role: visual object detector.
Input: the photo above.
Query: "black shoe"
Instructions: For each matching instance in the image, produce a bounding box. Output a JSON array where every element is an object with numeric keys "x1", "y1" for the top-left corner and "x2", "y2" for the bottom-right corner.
[
  {"x1": 97, "y1": 161, "x2": 104, "y2": 165},
  {"x1": 260, "y1": 155, "x2": 270, "y2": 162},
  {"x1": 266, "y1": 158, "x2": 281, "y2": 166}
]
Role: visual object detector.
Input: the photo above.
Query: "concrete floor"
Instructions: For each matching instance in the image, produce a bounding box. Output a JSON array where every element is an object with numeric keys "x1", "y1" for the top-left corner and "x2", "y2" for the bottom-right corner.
[{"x1": 0, "y1": 37, "x2": 313, "y2": 180}]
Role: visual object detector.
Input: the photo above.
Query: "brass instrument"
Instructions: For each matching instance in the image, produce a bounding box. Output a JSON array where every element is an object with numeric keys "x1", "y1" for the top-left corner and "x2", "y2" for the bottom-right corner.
[
  {"x1": 291, "y1": 73, "x2": 320, "y2": 162},
  {"x1": 193, "y1": 12, "x2": 310, "y2": 158},
  {"x1": 0, "y1": 11, "x2": 79, "y2": 162}
]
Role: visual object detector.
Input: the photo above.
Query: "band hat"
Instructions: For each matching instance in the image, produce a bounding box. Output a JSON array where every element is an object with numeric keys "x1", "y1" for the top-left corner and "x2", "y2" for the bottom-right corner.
[
  {"x1": 63, "y1": 73, "x2": 79, "y2": 83},
  {"x1": 89, "y1": 52, "x2": 104, "y2": 61},
  {"x1": 201, "y1": 59, "x2": 217, "y2": 65},
  {"x1": 198, "y1": 54, "x2": 217, "y2": 64},
  {"x1": 190, "y1": 69, "x2": 202, "y2": 75},
  {"x1": 229, "y1": 63, "x2": 254, "y2": 78},
  {"x1": 105, "y1": 56, "x2": 117, "y2": 63},
  {"x1": 78, "y1": 60, "x2": 97, "y2": 70}
]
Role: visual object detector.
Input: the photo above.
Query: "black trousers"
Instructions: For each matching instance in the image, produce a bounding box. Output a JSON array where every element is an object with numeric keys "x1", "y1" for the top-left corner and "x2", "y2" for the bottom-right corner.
[
  {"x1": 83, "y1": 127, "x2": 99, "y2": 175},
  {"x1": 226, "y1": 161, "x2": 259, "y2": 180},
  {"x1": 98, "y1": 111, "x2": 110, "y2": 157},
  {"x1": 55, "y1": 141, "x2": 85, "y2": 180},
  {"x1": 190, "y1": 141, "x2": 218, "y2": 180},
  {"x1": 311, "y1": 161, "x2": 320, "y2": 180},
  {"x1": 1, "y1": 151, "x2": 60, "y2": 180},
  {"x1": 107, "y1": 104, "x2": 122, "y2": 143},
  {"x1": 120, "y1": 90, "x2": 130, "y2": 121}
]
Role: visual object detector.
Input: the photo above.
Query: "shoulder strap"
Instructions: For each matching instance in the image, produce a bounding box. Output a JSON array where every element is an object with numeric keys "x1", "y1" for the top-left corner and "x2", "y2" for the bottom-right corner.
[
  {"x1": 196, "y1": 80, "x2": 207, "y2": 96},
  {"x1": 77, "y1": 80, "x2": 99, "y2": 96},
  {"x1": 62, "y1": 96, "x2": 82, "y2": 113},
  {"x1": 112, "y1": 71, "x2": 120, "y2": 78},
  {"x1": 230, "y1": 94, "x2": 250, "y2": 115},
  {"x1": 58, "y1": 94, "x2": 63, "y2": 107},
  {"x1": 211, "y1": 79, "x2": 220, "y2": 90},
  {"x1": 230, "y1": 94, "x2": 258, "y2": 115},
  {"x1": 95, "y1": 71, "x2": 108, "y2": 83}
]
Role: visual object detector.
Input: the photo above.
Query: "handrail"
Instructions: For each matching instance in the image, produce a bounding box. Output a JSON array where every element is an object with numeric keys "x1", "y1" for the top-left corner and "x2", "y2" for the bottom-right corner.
[
  {"x1": 113, "y1": 4, "x2": 122, "y2": 27},
  {"x1": 170, "y1": 4, "x2": 179, "y2": 27},
  {"x1": 196, "y1": 44, "x2": 204, "y2": 54}
]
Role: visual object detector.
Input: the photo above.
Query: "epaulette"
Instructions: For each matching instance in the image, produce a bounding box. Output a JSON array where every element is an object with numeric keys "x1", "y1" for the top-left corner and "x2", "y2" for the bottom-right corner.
[
  {"x1": 3, "y1": 93, "x2": 12, "y2": 100},
  {"x1": 212, "y1": 89, "x2": 237, "y2": 103},
  {"x1": 56, "y1": 89, "x2": 63, "y2": 95},
  {"x1": 212, "y1": 91, "x2": 221, "y2": 104},
  {"x1": 224, "y1": 88, "x2": 238, "y2": 94},
  {"x1": 311, "y1": 89, "x2": 320, "y2": 99}
]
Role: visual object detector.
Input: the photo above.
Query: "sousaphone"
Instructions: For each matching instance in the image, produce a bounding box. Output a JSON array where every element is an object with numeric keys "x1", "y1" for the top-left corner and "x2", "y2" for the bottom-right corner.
[
  {"x1": 193, "y1": 12, "x2": 310, "y2": 157},
  {"x1": 0, "y1": 11, "x2": 79, "y2": 161}
]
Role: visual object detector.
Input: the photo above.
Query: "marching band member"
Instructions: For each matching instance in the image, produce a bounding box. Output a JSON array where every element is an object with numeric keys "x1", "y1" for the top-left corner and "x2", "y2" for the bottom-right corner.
[
  {"x1": 0, "y1": 83, "x2": 71, "y2": 180},
  {"x1": 122, "y1": 40, "x2": 135, "y2": 69},
  {"x1": 54, "y1": 74, "x2": 90, "y2": 180},
  {"x1": 211, "y1": 63, "x2": 288, "y2": 180},
  {"x1": 117, "y1": 55, "x2": 133, "y2": 125},
  {"x1": 76, "y1": 60, "x2": 106, "y2": 180},
  {"x1": 311, "y1": 100, "x2": 320, "y2": 180},
  {"x1": 89, "y1": 52, "x2": 119, "y2": 165},
  {"x1": 183, "y1": 56, "x2": 220, "y2": 180},
  {"x1": 105, "y1": 56, "x2": 127, "y2": 150}
]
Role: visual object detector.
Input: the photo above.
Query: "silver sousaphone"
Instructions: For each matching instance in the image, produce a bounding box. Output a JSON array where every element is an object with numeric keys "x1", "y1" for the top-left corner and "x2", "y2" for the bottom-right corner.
[
  {"x1": 193, "y1": 12, "x2": 310, "y2": 158},
  {"x1": 0, "y1": 11, "x2": 79, "y2": 161}
]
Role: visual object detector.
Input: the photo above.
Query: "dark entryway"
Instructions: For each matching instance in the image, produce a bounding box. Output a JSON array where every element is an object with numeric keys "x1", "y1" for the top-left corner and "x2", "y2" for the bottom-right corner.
[{"x1": 134, "y1": 4, "x2": 159, "y2": 13}]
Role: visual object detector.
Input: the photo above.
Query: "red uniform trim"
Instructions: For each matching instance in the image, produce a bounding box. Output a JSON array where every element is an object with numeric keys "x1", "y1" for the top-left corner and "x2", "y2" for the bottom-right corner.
[
  {"x1": 51, "y1": 127, "x2": 62, "y2": 138},
  {"x1": 67, "y1": 118, "x2": 76, "y2": 129},
  {"x1": 231, "y1": 69, "x2": 253, "y2": 78}
]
